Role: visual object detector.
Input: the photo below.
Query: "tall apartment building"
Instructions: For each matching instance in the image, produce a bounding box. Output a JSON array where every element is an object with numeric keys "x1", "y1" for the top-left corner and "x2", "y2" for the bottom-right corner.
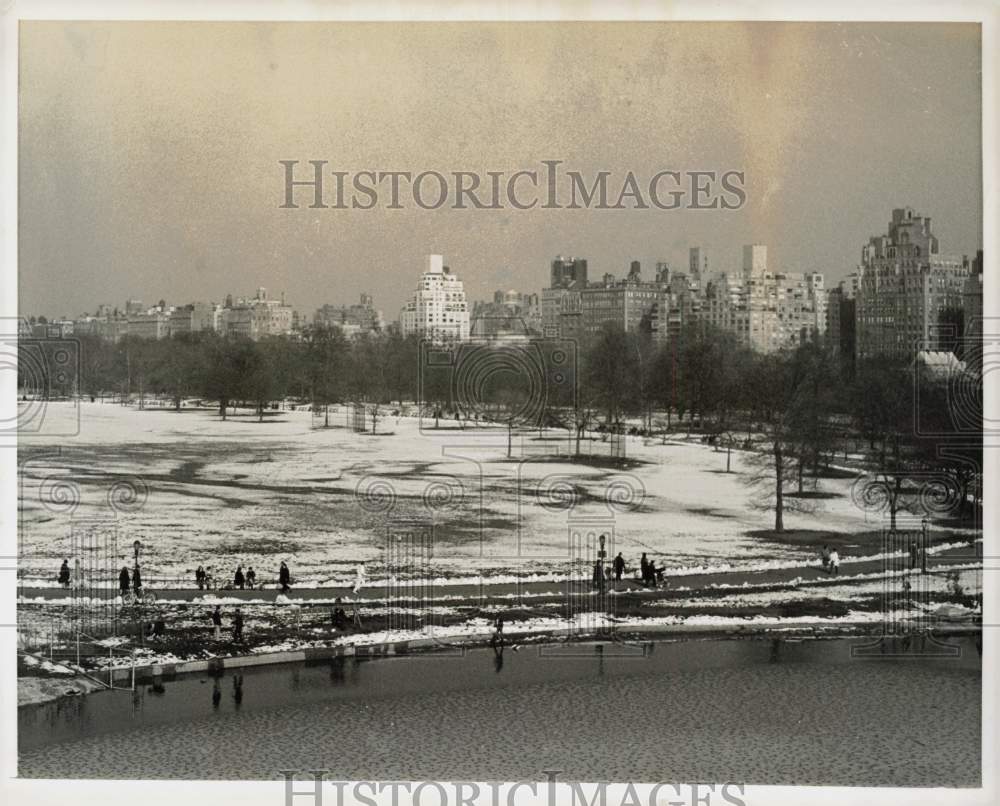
[
  {"x1": 224, "y1": 288, "x2": 293, "y2": 340},
  {"x1": 855, "y1": 208, "x2": 972, "y2": 361},
  {"x1": 399, "y1": 255, "x2": 470, "y2": 342},
  {"x1": 689, "y1": 247, "x2": 709, "y2": 289},
  {"x1": 314, "y1": 293, "x2": 384, "y2": 337},
  {"x1": 826, "y1": 272, "x2": 861, "y2": 359},
  {"x1": 542, "y1": 256, "x2": 589, "y2": 337},
  {"x1": 170, "y1": 302, "x2": 223, "y2": 335},
  {"x1": 742, "y1": 244, "x2": 768, "y2": 276},
  {"x1": 471, "y1": 290, "x2": 541, "y2": 339},
  {"x1": 128, "y1": 308, "x2": 173, "y2": 340},
  {"x1": 541, "y1": 248, "x2": 824, "y2": 352},
  {"x1": 703, "y1": 255, "x2": 826, "y2": 352}
]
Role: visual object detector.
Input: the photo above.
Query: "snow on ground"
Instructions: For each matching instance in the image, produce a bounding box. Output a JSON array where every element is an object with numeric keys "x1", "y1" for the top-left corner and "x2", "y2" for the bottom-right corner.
[{"x1": 17, "y1": 401, "x2": 971, "y2": 588}]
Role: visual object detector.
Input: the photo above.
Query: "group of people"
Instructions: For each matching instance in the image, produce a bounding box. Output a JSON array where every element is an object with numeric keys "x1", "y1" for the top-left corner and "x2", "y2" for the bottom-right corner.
[
  {"x1": 210, "y1": 604, "x2": 245, "y2": 642},
  {"x1": 820, "y1": 545, "x2": 841, "y2": 575},
  {"x1": 195, "y1": 561, "x2": 292, "y2": 592},
  {"x1": 590, "y1": 551, "x2": 667, "y2": 590}
]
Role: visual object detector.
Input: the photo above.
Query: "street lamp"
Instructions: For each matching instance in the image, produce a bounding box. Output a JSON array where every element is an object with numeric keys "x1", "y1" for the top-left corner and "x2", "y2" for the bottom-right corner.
[
  {"x1": 921, "y1": 519, "x2": 928, "y2": 575},
  {"x1": 598, "y1": 534, "x2": 607, "y2": 596}
]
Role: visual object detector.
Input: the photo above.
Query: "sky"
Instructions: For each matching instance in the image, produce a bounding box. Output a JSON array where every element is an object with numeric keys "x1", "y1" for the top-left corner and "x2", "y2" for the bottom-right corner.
[{"x1": 18, "y1": 21, "x2": 982, "y2": 320}]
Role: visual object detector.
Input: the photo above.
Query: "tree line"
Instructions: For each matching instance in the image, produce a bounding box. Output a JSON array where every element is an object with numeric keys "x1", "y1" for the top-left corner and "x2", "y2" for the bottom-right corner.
[{"x1": 25, "y1": 322, "x2": 982, "y2": 534}]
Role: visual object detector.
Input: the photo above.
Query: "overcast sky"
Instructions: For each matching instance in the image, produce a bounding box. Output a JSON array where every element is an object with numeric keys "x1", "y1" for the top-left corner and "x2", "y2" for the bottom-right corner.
[{"x1": 19, "y1": 21, "x2": 982, "y2": 319}]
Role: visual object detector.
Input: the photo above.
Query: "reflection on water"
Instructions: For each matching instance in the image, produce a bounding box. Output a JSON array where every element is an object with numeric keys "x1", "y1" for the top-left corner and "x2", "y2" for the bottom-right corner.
[{"x1": 18, "y1": 636, "x2": 982, "y2": 785}]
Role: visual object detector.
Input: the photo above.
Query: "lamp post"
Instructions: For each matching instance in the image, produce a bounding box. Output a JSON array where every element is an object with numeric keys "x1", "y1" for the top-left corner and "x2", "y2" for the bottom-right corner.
[
  {"x1": 598, "y1": 534, "x2": 608, "y2": 597},
  {"x1": 921, "y1": 519, "x2": 928, "y2": 575}
]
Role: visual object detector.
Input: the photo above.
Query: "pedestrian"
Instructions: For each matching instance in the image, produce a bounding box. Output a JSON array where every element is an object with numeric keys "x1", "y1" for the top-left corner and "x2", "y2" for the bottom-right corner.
[
  {"x1": 829, "y1": 548, "x2": 840, "y2": 576},
  {"x1": 132, "y1": 565, "x2": 142, "y2": 593},
  {"x1": 234, "y1": 565, "x2": 245, "y2": 590},
  {"x1": 640, "y1": 552, "x2": 649, "y2": 583},
  {"x1": 592, "y1": 560, "x2": 603, "y2": 591},
  {"x1": 211, "y1": 605, "x2": 223, "y2": 640},
  {"x1": 909, "y1": 541, "x2": 919, "y2": 570},
  {"x1": 233, "y1": 608, "x2": 244, "y2": 643},
  {"x1": 246, "y1": 567, "x2": 256, "y2": 590},
  {"x1": 820, "y1": 545, "x2": 831, "y2": 572},
  {"x1": 119, "y1": 565, "x2": 131, "y2": 595},
  {"x1": 195, "y1": 565, "x2": 206, "y2": 590},
  {"x1": 646, "y1": 558, "x2": 658, "y2": 588},
  {"x1": 58, "y1": 559, "x2": 71, "y2": 589},
  {"x1": 492, "y1": 614, "x2": 505, "y2": 648},
  {"x1": 205, "y1": 567, "x2": 215, "y2": 590},
  {"x1": 279, "y1": 561, "x2": 291, "y2": 593},
  {"x1": 613, "y1": 552, "x2": 625, "y2": 582}
]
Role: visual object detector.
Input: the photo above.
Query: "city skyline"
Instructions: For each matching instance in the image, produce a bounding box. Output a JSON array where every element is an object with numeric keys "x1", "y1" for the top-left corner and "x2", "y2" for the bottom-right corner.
[{"x1": 19, "y1": 21, "x2": 982, "y2": 318}]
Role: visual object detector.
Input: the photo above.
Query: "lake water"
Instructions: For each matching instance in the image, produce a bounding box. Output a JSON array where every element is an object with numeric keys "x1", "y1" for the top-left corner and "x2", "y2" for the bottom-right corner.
[{"x1": 18, "y1": 635, "x2": 981, "y2": 785}]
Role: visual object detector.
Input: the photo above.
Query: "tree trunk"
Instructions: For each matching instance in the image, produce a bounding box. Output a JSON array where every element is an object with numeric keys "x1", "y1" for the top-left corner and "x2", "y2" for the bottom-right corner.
[{"x1": 726, "y1": 445, "x2": 732, "y2": 473}]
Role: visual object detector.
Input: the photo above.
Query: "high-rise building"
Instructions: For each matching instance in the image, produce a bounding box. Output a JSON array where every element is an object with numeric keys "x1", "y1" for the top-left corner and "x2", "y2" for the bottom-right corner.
[
  {"x1": 826, "y1": 273, "x2": 860, "y2": 360},
  {"x1": 689, "y1": 247, "x2": 709, "y2": 288},
  {"x1": 742, "y1": 244, "x2": 768, "y2": 276},
  {"x1": 400, "y1": 255, "x2": 470, "y2": 342},
  {"x1": 855, "y1": 207, "x2": 972, "y2": 361}
]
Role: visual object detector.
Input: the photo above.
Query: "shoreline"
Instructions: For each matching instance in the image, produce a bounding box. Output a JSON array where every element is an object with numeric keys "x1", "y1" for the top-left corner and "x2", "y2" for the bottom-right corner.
[{"x1": 19, "y1": 618, "x2": 982, "y2": 708}]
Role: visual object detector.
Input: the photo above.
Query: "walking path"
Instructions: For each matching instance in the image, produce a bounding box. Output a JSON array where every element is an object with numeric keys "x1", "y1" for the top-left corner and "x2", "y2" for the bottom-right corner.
[{"x1": 21, "y1": 544, "x2": 980, "y2": 605}]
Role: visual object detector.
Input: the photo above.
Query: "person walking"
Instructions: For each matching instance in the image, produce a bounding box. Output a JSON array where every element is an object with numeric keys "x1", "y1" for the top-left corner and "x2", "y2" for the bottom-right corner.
[
  {"x1": 132, "y1": 565, "x2": 142, "y2": 593},
  {"x1": 232, "y1": 608, "x2": 244, "y2": 643},
  {"x1": 640, "y1": 553, "x2": 649, "y2": 584},
  {"x1": 829, "y1": 548, "x2": 841, "y2": 576},
  {"x1": 820, "y1": 545, "x2": 831, "y2": 572},
  {"x1": 909, "y1": 541, "x2": 919, "y2": 571},
  {"x1": 246, "y1": 567, "x2": 256, "y2": 590},
  {"x1": 195, "y1": 565, "x2": 206, "y2": 590},
  {"x1": 58, "y1": 559, "x2": 71, "y2": 589},
  {"x1": 279, "y1": 561, "x2": 291, "y2": 593},
  {"x1": 492, "y1": 614, "x2": 505, "y2": 648},
  {"x1": 646, "y1": 558, "x2": 658, "y2": 588},
  {"x1": 234, "y1": 565, "x2": 245, "y2": 590},
  {"x1": 119, "y1": 565, "x2": 131, "y2": 596},
  {"x1": 613, "y1": 552, "x2": 625, "y2": 583},
  {"x1": 211, "y1": 605, "x2": 223, "y2": 640}
]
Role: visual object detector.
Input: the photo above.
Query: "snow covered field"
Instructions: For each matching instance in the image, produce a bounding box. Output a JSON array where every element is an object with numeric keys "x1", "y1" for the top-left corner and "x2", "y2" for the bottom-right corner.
[{"x1": 16, "y1": 401, "x2": 966, "y2": 589}]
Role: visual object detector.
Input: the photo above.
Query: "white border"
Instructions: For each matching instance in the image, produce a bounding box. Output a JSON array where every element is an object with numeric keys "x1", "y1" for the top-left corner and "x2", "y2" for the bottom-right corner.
[{"x1": 1, "y1": 3, "x2": 996, "y2": 806}]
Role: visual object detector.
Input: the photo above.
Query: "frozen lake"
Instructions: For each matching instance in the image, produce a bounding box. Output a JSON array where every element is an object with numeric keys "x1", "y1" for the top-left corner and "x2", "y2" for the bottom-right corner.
[{"x1": 18, "y1": 636, "x2": 981, "y2": 785}]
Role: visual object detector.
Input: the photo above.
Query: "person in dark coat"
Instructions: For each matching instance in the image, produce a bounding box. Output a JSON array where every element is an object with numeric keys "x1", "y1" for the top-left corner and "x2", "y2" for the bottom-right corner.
[
  {"x1": 246, "y1": 567, "x2": 256, "y2": 589},
  {"x1": 613, "y1": 552, "x2": 625, "y2": 582},
  {"x1": 592, "y1": 560, "x2": 604, "y2": 591},
  {"x1": 58, "y1": 560, "x2": 71, "y2": 588},
  {"x1": 195, "y1": 565, "x2": 206, "y2": 590},
  {"x1": 639, "y1": 553, "x2": 649, "y2": 585},
  {"x1": 132, "y1": 565, "x2": 142, "y2": 592},
  {"x1": 278, "y1": 561, "x2": 291, "y2": 593},
  {"x1": 232, "y1": 608, "x2": 244, "y2": 643},
  {"x1": 211, "y1": 605, "x2": 223, "y2": 640},
  {"x1": 909, "y1": 541, "x2": 919, "y2": 570},
  {"x1": 119, "y1": 566, "x2": 130, "y2": 594},
  {"x1": 234, "y1": 565, "x2": 245, "y2": 590}
]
